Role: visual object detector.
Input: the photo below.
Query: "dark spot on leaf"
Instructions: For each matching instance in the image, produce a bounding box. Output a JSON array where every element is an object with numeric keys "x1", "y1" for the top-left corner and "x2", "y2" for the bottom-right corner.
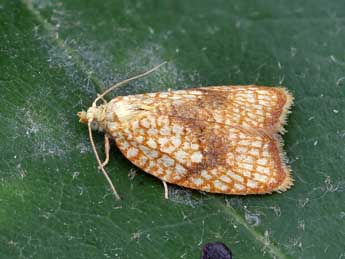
[{"x1": 201, "y1": 242, "x2": 232, "y2": 259}]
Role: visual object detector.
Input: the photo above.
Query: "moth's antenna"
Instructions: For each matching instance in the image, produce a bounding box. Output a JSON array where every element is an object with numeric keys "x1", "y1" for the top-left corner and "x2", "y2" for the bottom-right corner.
[
  {"x1": 88, "y1": 121, "x2": 121, "y2": 200},
  {"x1": 92, "y1": 61, "x2": 167, "y2": 107}
]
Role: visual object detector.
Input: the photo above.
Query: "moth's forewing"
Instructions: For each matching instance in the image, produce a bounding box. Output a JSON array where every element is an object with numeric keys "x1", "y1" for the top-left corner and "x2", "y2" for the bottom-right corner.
[{"x1": 105, "y1": 86, "x2": 293, "y2": 194}]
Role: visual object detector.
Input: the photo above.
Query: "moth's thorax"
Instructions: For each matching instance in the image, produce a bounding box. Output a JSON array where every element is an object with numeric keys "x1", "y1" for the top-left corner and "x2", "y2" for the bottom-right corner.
[
  {"x1": 108, "y1": 98, "x2": 153, "y2": 122},
  {"x1": 101, "y1": 98, "x2": 154, "y2": 138}
]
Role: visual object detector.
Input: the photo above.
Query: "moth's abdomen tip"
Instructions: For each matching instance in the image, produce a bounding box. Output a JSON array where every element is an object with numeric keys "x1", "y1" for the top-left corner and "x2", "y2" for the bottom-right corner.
[{"x1": 77, "y1": 111, "x2": 88, "y2": 124}]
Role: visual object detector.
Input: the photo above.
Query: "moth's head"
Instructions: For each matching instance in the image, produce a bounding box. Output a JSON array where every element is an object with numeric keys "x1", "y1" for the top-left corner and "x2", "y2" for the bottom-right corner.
[{"x1": 77, "y1": 105, "x2": 106, "y2": 131}]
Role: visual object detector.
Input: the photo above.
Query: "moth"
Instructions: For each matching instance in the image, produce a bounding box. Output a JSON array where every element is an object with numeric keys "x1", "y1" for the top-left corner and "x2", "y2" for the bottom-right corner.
[{"x1": 78, "y1": 63, "x2": 294, "y2": 200}]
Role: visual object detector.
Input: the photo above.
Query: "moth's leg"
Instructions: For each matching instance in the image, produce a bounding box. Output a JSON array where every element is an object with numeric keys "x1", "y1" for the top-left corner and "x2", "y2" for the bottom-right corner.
[
  {"x1": 98, "y1": 135, "x2": 110, "y2": 169},
  {"x1": 162, "y1": 181, "x2": 169, "y2": 199}
]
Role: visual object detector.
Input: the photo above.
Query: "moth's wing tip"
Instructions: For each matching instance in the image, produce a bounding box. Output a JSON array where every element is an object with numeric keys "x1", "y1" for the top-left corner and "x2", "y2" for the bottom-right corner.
[{"x1": 273, "y1": 166, "x2": 294, "y2": 193}]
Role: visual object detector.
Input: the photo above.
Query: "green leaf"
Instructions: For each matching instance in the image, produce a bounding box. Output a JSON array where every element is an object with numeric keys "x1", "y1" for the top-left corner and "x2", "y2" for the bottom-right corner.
[{"x1": 1, "y1": 0, "x2": 345, "y2": 258}]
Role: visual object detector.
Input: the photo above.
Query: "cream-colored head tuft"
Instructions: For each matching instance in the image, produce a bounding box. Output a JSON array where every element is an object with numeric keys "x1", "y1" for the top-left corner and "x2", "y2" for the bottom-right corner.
[{"x1": 77, "y1": 105, "x2": 106, "y2": 131}]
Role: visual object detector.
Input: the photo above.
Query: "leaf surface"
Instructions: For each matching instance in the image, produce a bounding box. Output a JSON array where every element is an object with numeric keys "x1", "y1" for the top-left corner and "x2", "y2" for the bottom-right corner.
[{"x1": 1, "y1": 1, "x2": 345, "y2": 258}]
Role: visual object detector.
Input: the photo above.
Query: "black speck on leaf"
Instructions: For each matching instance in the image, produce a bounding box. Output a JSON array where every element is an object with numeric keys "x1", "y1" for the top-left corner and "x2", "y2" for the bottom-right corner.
[{"x1": 201, "y1": 242, "x2": 232, "y2": 259}]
